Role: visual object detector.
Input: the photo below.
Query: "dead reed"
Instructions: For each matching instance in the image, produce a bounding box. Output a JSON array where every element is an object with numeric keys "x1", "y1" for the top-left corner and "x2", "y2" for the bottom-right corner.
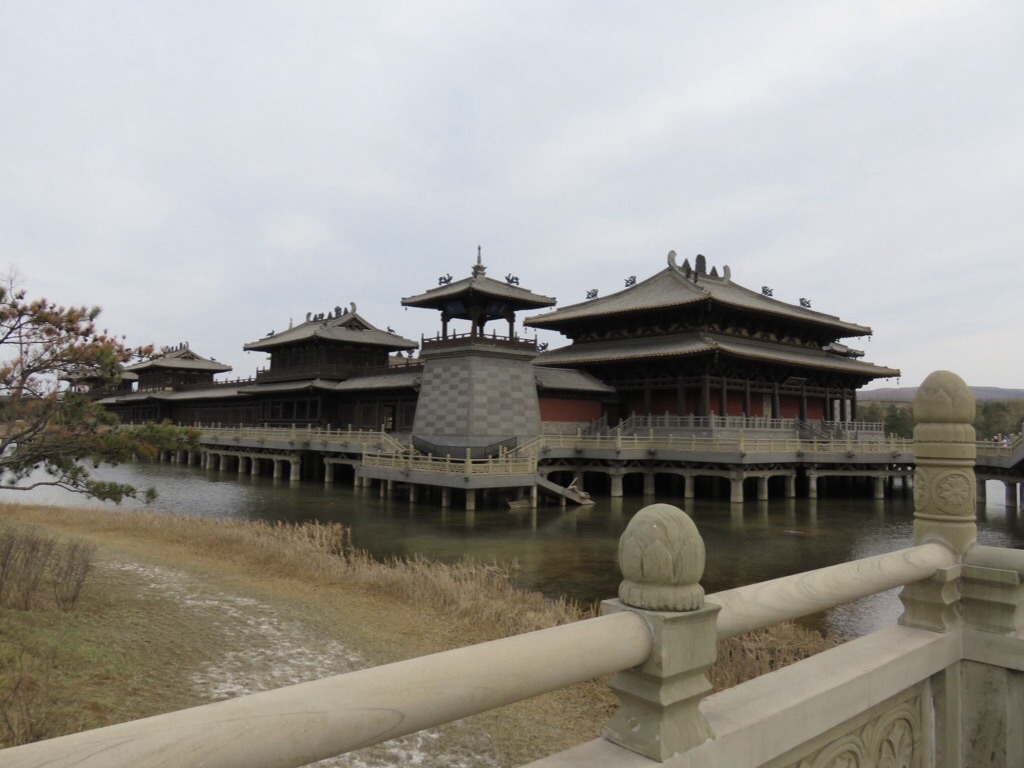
[{"x1": 0, "y1": 502, "x2": 835, "y2": 750}]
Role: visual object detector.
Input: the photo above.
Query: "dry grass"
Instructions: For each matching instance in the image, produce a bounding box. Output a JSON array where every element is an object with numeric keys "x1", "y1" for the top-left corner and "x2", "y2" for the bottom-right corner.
[
  {"x1": 0, "y1": 504, "x2": 591, "y2": 639},
  {"x1": 0, "y1": 502, "x2": 836, "y2": 760}
]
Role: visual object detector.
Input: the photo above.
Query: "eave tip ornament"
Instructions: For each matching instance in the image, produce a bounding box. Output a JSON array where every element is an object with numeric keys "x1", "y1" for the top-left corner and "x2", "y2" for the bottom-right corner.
[{"x1": 618, "y1": 503, "x2": 705, "y2": 611}]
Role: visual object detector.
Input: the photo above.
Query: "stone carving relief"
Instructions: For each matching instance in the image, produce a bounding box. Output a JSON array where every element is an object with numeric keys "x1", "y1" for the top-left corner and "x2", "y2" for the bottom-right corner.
[{"x1": 782, "y1": 696, "x2": 919, "y2": 768}]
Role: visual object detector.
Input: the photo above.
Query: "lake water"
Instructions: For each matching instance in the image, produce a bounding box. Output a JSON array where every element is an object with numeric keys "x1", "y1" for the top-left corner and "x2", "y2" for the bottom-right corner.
[{"x1": 4, "y1": 460, "x2": 1022, "y2": 639}]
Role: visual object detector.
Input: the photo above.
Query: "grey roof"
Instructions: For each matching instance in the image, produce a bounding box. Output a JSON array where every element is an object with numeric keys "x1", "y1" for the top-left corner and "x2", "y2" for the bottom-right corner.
[
  {"x1": 236, "y1": 379, "x2": 339, "y2": 395},
  {"x1": 525, "y1": 253, "x2": 871, "y2": 338},
  {"x1": 125, "y1": 346, "x2": 232, "y2": 374},
  {"x1": 97, "y1": 387, "x2": 244, "y2": 404},
  {"x1": 332, "y1": 372, "x2": 421, "y2": 392},
  {"x1": 534, "y1": 331, "x2": 900, "y2": 379},
  {"x1": 244, "y1": 309, "x2": 417, "y2": 352},
  {"x1": 402, "y1": 256, "x2": 556, "y2": 311},
  {"x1": 534, "y1": 367, "x2": 616, "y2": 395}
]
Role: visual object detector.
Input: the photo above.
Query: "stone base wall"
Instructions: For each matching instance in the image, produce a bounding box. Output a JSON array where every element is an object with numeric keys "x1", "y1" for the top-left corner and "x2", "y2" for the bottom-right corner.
[{"x1": 412, "y1": 348, "x2": 541, "y2": 443}]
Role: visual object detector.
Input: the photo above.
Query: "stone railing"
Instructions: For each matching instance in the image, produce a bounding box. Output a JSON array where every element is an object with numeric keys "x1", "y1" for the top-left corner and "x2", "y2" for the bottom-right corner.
[
  {"x1": 13, "y1": 372, "x2": 1018, "y2": 766},
  {"x1": 361, "y1": 450, "x2": 536, "y2": 477},
  {"x1": 198, "y1": 424, "x2": 407, "y2": 453},
  {"x1": 533, "y1": 431, "x2": 913, "y2": 455},
  {"x1": 420, "y1": 330, "x2": 538, "y2": 353}
]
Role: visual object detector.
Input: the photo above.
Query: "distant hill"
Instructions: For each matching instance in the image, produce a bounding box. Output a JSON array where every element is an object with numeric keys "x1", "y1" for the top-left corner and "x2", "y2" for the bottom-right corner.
[{"x1": 860, "y1": 386, "x2": 1024, "y2": 403}]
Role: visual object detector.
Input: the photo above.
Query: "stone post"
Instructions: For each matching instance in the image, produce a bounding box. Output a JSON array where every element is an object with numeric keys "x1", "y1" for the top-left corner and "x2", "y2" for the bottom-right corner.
[
  {"x1": 602, "y1": 503, "x2": 719, "y2": 761},
  {"x1": 610, "y1": 473, "x2": 624, "y2": 498},
  {"x1": 899, "y1": 370, "x2": 976, "y2": 632}
]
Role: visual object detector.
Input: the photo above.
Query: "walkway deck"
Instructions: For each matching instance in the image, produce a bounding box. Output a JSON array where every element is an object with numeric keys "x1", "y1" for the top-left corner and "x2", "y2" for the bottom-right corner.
[{"x1": 187, "y1": 423, "x2": 1024, "y2": 510}]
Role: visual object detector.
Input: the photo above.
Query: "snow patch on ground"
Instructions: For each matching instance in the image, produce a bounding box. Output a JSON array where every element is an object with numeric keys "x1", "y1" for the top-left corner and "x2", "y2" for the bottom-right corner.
[{"x1": 103, "y1": 561, "x2": 499, "y2": 767}]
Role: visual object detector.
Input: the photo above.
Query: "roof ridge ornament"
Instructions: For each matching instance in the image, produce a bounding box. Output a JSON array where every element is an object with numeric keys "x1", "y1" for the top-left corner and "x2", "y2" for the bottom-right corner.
[{"x1": 472, "y1": 245, "x2": 486, "y2": 278}]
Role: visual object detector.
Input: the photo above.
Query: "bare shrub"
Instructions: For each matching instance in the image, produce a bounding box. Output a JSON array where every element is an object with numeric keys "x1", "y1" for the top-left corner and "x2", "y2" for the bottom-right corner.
[
  {"x1": 0, "y1": 524, "x2": 20, "y2": 605},
  {"x1": 709, "y1": 622, "x2": 836, "y2": 692},
  {"x1": 3, "y1": 528, "x2": 56, "y2": 611},
  {"x1": 50, "y1": 540, "x2": 97, "y2": 611}
]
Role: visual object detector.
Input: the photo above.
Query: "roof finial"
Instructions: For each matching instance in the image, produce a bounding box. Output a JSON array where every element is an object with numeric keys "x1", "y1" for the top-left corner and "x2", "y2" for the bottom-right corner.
[{"x1": 472, "y1": 245, "x2": 486, "y2": 277}]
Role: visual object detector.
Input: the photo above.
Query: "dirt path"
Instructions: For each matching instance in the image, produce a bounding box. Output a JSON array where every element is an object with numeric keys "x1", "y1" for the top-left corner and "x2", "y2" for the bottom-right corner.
[
  {"x1": 93, "y1": 553, "x2": 504, "y2": 767},
  {"x1": 1, "y1": 506, "x2": 614, "y2": 766}
]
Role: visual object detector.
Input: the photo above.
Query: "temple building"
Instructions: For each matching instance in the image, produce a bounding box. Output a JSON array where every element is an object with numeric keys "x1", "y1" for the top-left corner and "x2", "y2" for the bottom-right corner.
[
  {"x1": 525, "y1": 252, "x2": 899, "y2": 425},
  {"x1": 128, "y1": 343, "x2": 232, "y2": 392},
  {"x1": 100, "y1": 344, "x2": 233, "y2": 423},
  {"x1": 98, "y1": 250, "x2": 898, "y2": 441},
  {"x1": 241, "y1": 303, "x2": 419, "y2": 431}
]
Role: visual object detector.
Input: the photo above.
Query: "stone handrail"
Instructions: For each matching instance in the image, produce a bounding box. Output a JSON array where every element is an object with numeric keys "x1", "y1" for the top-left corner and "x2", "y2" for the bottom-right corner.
[
  {"x1": 976, "y1": 431, "x2": 1023, "y2": 458},
  {"x1": 0, "y1": 612, "x2": 653, "y2": 768},
  {"x1": 534, "y1": 432, "x2": 913, "y2": 455},
  {"x1": 708, "y1": 542, "x2": 956, "y2": 639},
  {"x1": 361, "y1": 451, "x2": 537, "y2": 476},
  {"x1": 0, "y1": 506, "x2": 963, "y2": 768},
  {"x1": 194, "y1": 424, "x2": 1015, "y2": 462},
  {"x1": 199, "y1": 424, "x2": 407, "y2": 453}
]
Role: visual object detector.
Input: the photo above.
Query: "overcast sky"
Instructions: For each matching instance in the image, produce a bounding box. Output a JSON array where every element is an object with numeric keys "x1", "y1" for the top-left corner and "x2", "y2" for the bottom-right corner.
[{"x1": 2, "y1": 2, "x2": 1020, "y2": 389}]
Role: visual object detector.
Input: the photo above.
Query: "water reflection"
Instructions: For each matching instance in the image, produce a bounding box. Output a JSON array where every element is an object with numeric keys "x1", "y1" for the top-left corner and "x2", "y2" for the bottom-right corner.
[{"x1": 3, "y1": 463, "x2": 1021, "y2": 640}]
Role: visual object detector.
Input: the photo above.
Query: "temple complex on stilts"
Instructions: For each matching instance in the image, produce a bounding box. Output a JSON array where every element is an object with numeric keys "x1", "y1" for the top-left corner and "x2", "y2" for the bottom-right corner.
[{"x1": 95, "y1": 250, "x2": 1024, "y2": 510}]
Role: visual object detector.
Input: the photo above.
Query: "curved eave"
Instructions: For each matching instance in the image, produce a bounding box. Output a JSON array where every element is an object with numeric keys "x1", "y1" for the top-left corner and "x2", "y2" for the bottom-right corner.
[
  {"x1": 236, "y1": 379, "x2": 338, "y2": 395},
  {"x1": 125, "y1": 359, "x2": 233, "y2": 373},
  {"x1": 332, "y1": 372, "x2": 421, "y2": 392},
  {"x1": 98, "y1": 388, "x2": 244, "y2": 404},
  {"x1": 535, "y1": 333, "x2": 899, "y2": 380},
  {"x1": 533, "y1": 367, "x2": 616, "y2": 395},
  {"x1": 525, "y1": 267, "x2": 871, "y2": 339},
  {"x1": 402, "y1": 277, "x2": 556, "y2": 312},
  {"x1": 244, "y1": 333, "x2": 417, "y2": 352}
]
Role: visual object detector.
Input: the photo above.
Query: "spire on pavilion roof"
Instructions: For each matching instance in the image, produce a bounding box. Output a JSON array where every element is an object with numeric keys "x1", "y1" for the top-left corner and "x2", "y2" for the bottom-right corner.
[{"x1": 401, "y1": 246, "x2": 556, "y2": 315}]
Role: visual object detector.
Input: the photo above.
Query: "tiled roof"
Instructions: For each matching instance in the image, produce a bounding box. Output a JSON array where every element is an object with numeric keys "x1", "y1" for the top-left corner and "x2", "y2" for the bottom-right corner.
[
  {"x1": 236, "y1": 379, "x2": 338, "y2": 395},
  {"x1": 96, "y1": 387, "x2": 243, "y2": 404},
  {"x1": 402, "y1": 258, "x2": 555, "y2": 311},
  {"x1": 244, "y1": 310, "x2": 417, "y2": 352},
  {"x1": 125, "y1": 346, "x2": 232, "y2": 373},
  {"x1": 332, "y1": 372, "x2": 421, "y2": 391},
  {"x1": 534, "y1": 331, "x2": 900, "y2": 378},
  {"x1": 533, "y1": 367, "x2": 615, "y2": 394},
  {"x1": 525, "y1": 254, "x2": 871, "y2": 337}
]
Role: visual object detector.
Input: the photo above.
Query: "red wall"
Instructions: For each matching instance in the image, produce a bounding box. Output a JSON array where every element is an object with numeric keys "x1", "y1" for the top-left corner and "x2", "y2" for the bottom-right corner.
[
  {"x1": 778, "y1": 396, "x2": 801, "y2": 419},
  {"x1": 539, "y1": 398, "x2": 602, "y2": 423},
  {"x1": 805, "y1": 398, "x2": 825, "y2": 420}
]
